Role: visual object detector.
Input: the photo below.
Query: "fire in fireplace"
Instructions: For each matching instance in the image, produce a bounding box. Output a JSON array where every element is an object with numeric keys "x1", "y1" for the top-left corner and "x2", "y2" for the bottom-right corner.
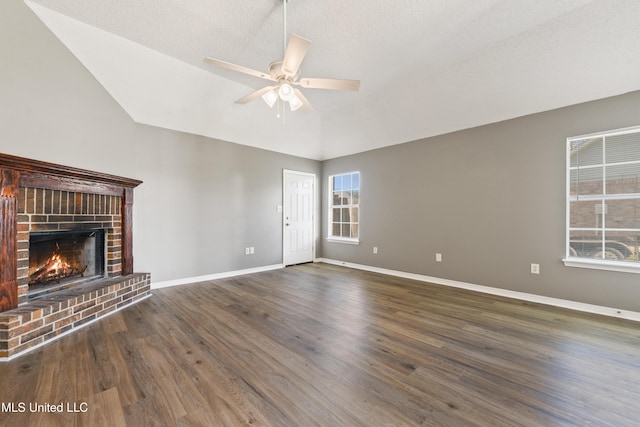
[{"x1": 28, "y1": 230, "x2": 105, "y2": 298}]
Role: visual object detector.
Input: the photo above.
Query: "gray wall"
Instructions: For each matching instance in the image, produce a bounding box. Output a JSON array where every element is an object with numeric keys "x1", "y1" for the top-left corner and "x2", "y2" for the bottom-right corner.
[
  {"x1": 1, "y1": 0, "x2": 321, "y2": 283},
  {"x1": 4, "y1": 0, "x2": 640, "y2": 312},
  {"x1": 321, "y1": 90, "x2": 640, "y2": 312}
]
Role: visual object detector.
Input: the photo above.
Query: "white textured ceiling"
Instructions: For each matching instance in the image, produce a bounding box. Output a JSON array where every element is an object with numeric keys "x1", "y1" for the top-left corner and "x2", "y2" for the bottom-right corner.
[{"x1": 25, "y1": 0, "x2": 640, "y2": 160}]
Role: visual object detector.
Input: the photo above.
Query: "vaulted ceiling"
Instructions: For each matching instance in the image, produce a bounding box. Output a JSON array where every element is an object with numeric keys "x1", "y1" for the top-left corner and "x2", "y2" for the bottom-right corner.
[{"x1": 26, "y1": 0, "x2": 640, "y2": 160}]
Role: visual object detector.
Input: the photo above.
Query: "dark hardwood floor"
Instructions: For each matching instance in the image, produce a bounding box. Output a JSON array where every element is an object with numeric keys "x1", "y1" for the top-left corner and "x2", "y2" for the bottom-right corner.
[{"x1": 1, "y1": 263, "x2": 639, "y2": 426}]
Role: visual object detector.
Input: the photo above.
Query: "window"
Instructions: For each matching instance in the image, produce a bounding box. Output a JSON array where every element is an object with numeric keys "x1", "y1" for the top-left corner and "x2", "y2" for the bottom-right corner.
[
  {"x1": 566, "y1": 126, "x2": 640, "y2": 273},
  {"x1": 328, "y1": 172, "x2": 360, "y2": 243}
]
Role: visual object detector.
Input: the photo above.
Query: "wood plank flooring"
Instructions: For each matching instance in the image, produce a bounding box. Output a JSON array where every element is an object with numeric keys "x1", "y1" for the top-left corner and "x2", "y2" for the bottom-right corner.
[{"x1": 1, "y1": 262, "x2": 639, "y2": 426}]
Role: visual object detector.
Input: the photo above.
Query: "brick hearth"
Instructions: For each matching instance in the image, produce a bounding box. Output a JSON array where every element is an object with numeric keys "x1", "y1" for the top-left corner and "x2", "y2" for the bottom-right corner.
[{"x1": 0, "y1": 273, "x2": 150, "y2": 359}]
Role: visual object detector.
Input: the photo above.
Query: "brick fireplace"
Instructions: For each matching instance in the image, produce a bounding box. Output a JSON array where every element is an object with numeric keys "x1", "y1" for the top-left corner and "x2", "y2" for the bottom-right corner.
[
  {"x1": 0, "y1": 153, "x2": 150, "y2": 359},
  {"x1": 19, "y1": 188, "x2": 122, "y2": 300}
]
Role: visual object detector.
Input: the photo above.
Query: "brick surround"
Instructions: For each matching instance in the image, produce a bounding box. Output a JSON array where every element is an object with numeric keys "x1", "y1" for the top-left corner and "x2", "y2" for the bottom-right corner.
[{"x1": 16, "y1": 188, "x2": 123, "y2": 304}]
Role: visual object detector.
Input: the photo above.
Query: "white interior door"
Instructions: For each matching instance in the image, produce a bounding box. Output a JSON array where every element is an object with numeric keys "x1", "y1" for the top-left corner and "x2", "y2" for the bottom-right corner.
[{"x1": 283, "y1": 170, "x2": 314, "y2": 266}]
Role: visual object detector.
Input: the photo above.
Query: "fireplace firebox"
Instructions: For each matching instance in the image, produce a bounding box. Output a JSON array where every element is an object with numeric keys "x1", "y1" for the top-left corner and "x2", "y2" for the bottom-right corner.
[{"x1": 28, "y1": 230, "x2": 105, "y2": 299}]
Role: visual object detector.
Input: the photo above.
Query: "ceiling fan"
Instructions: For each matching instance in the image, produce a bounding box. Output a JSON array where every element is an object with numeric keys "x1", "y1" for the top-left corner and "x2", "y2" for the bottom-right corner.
[{"x1": 203, "y1": 0, "x2": 360, "y2": 113}]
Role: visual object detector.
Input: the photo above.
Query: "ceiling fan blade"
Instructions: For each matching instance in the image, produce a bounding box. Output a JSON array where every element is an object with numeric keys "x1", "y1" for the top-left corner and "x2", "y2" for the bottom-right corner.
[
  {"x1": 281, "y1": 33, "x2": 311, "y2": 78},
  {"x1": 203, "y1": 57, "x2": 275, "y2": 82},
  {"x1": 295, "y1": 78, "x2": 360, "y2": 91},
  {"x1": 234, "y1": 86, "x2": 276, "y2": 104},
  {"x1": 293, "y1": 89, "x2": 313, "y2": 112}
]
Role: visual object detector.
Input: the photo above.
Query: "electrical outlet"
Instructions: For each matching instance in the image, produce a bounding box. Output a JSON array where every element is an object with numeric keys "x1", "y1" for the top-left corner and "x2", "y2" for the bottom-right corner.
[
  {"x1": 245, "y1": 247, "x2": 250, "y2": 255},
  {"x1": 531, "y1": 263, "x2": 540, "y2": 274},
  {"x1": 373, "y1": 246, "x2": 378, "y2": 254},
  {"x1": 436, "y1": 253, "x2": 442, "y2": 262},
  {"x1": 250, "y1": 247, "x2": 255, "y2": 254}
]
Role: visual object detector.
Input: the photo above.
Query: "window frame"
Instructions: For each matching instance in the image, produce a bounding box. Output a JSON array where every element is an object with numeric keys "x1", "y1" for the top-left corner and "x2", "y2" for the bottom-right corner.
[
  {"x1": 564, "y1": 125, "x2": 640, "y2": 274},
  {"x1": 327, "y1": 171, "x2": 360, "y2": 245}
]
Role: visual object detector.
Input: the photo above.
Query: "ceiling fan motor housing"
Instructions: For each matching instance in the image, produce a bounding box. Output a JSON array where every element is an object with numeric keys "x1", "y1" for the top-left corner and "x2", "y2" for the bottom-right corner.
[{"x1": 268, "y1": 61, "x2": 298, "y2": 81}]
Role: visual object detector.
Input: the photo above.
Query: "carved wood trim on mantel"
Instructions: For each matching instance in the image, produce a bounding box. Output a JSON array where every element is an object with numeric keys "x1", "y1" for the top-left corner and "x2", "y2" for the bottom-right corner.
[
  {"x1": 0, "y1": 153, "x2": 143, "y2": 312},
  {"x1": 0, "y1": 153, "x2": 142, "y2": 195},
  {"x1": 0, "y1": 168, "x2": 19, "y2": 312}
]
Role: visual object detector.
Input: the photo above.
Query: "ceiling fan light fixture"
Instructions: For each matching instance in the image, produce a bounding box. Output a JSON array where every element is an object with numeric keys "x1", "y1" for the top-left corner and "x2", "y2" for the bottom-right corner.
[
  {"x1": 278, "y1": 83, "x2": 295, "y2": 101},
  {"x1": 289, "y1": 94, "x2": 303, "y2": 111},
  {"x1": 261, "y1": 89, "x2": 278, "y2": 108}
]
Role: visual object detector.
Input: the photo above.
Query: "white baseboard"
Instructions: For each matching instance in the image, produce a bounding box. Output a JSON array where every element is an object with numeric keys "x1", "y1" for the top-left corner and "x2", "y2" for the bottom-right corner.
[
  {"x1": 151, "y1": 264, "x2": 284, "y2": 289},
  {"x1": 315, "y1": 258, "x2": 640, "y2": 323}
]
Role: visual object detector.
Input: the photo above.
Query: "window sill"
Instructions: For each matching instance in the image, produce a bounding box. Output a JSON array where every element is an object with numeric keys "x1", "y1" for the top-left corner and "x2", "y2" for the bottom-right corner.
[
  {"x1": 326, "y1": 237, "x2": 360, "y2": 245},
  {"x1": 563, "y1": 257, "x2": 640, "y2": 274}
]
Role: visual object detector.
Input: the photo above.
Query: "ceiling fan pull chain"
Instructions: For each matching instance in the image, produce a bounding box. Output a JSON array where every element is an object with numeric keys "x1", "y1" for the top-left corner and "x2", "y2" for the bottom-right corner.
[{"x1": 283, "y1": 100, "x2": 286, "y2": 125}]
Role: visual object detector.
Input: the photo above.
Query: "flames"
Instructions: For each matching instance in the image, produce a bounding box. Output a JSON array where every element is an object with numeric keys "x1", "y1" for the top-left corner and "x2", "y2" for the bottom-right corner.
[
  {"x1": 29, "y1": 249, "x2": 83, "y2": 285},
  {"x1": 44, "y1": 253, "x2": 72, "y2": 274}
]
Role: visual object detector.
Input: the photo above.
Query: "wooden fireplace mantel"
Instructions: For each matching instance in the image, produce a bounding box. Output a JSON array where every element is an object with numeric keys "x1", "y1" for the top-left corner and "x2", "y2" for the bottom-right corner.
[
  {"x1": 0, "y1": 153, "x2": 142, "y2": 312},
  {"x1": 0, "y1": 153, "x2": 142, "y2": 195}
]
